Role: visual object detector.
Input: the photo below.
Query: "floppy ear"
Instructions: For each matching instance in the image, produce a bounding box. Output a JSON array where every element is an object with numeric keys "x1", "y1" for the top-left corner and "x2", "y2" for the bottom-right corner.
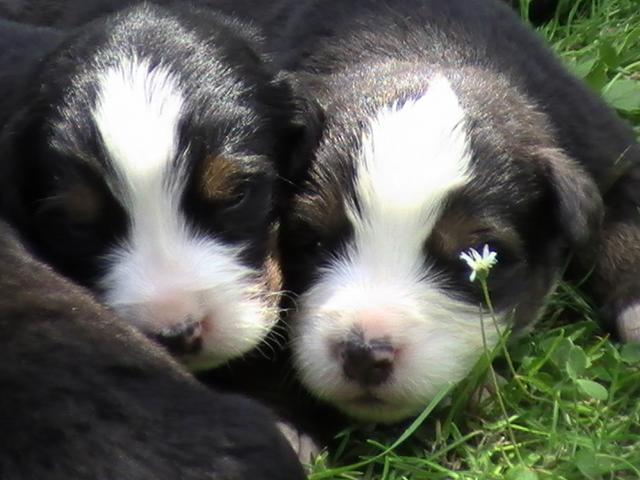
[{"x1": 542, "y1": 147, "x2": 604, "y2": 247}]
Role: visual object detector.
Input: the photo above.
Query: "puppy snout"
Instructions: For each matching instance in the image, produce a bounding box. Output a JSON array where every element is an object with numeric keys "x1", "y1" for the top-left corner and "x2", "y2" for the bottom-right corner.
[
  {"x1": 339, "y1": 336, "x2": 394, "y2": 386},
  {"x1": 154, "y1": 318, "x2": 203, "y2": 355}
]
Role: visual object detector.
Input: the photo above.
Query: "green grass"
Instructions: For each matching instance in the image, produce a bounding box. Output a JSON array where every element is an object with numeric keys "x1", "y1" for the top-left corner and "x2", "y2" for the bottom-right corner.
[{"x1": 307, "y1": 1, "x2": 640, "y2": 478}]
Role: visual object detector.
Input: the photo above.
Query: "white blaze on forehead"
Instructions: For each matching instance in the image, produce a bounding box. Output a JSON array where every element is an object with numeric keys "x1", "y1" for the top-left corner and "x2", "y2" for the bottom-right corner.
[
  {"x1": 93, "y1": 55, "x2": 196, "y2": 298},
  {"x1": 93, "y1": 55, "x2": 188, "y2": 255},
  {"x1": 349, "y1": 75, "x2": 472, "y2": 274},
  {"x1": 350, "y1": 76, "x2": 470, "y2": 248},
  {"x1": 94, "y1": 56, "x2": 184, "y2": 186}
]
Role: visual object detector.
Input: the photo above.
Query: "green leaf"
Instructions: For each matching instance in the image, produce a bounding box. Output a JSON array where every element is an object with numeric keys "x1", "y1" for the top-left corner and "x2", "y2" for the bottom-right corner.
[
  {"x1": 602, "y1": 79, "x2": 640, "y2": 112},
  {"x1": 526, "y1": 373, "x2": 556, "y2": 394},
  {"x1": 585, "y1": 61, "x2": 609, "y2": 92},
  {"x1": 509, "y1": 340, "x2": 533, "y2": 363},
  {"x1": 566, "y1": 345, "x2": 589, "y2": 379},
  {"x1": 567, "y1": 57, "x2": 597, "y2": 79},
  {"x1": 590, "y1": 365, "x2": 612, "y2": 381},
  {"x1": 506, "y1": 466, "x2": 539, "y2": 480},
  {"x1": 598, "y1": 40, "x2": 619, "y2": 68},
  {"x1": 574, "y1": 449, "x2": 600, "y2": 478},
  {"x1": 576, "y1": 379, "x2": 608, "y2": 401},
  {"x1": 620, "y1": 342, "x2": 640, "y2": 364},
  {"x1": 550, "y1": 337, "x2": 573, "y2": 366}
]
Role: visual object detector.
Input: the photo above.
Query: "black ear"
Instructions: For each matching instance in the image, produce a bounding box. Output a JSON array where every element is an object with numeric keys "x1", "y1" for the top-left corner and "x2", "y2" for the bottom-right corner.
[
  {"x1": 275, "y1": 71, "x2": 325, "y2": 185},
  {"x1": 542, "y1": 147, "x2": 603, "y2": 247}
]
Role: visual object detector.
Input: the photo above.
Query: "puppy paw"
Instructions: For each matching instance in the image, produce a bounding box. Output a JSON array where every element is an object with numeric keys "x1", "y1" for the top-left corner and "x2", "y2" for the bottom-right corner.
[
  {"x1": 617, "y1": 303, "x2": 640, "y2": 342},
  {"x1": 277, "y1": 421, "x2": 321, "y2": 467}
]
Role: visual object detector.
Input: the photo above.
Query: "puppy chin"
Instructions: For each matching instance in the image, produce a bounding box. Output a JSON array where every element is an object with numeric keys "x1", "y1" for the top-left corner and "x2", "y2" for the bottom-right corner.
[{"x1": 338, "y1": 398, "x2": 427, "y2": 424}]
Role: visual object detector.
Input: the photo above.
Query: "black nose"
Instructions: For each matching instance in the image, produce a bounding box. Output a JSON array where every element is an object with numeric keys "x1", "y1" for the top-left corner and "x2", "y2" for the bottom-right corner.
[
  {"x1": 340, "y1": 337, "x2": 394, "y2": 386},
  {"x1": 153, "y1": 320, "x2": 203, "y2": 355}
]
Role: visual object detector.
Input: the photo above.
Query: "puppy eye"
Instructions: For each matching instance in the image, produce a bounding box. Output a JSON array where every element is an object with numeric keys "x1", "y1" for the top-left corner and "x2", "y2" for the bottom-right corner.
[
  {"x1": 293, "y1": 227, "x2": 326, "y2": 255},
  {"x1": 309, "y1": 239, "x2": 325, "y2": 253},
  {"x1": 220, "y1": 180, "x2": 272, "y2": 223},
  {"x1": 225, "y1": 183, "x2": 251, "y2": 210},
  {"x1": 301, "y1": 235, "x2": 325, "y2": 253},
  {"x1": 34, "y1": 201, "x2": 99, "y2": 245}
]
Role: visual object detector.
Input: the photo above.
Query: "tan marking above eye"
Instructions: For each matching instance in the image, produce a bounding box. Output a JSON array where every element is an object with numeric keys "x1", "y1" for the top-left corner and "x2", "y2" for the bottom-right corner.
[
  {"x1": 199, "y1": 155, "x2": 243, "y2": 200},
  {"x1": 430, "y1": 210, "x2": 484, "y2": 256},
  {"x1": 294, "y1": 186, "x2": 349, "y2": 238},
  {"x1": 430, "y1": 208, "x2": 523, "y2": 259}
]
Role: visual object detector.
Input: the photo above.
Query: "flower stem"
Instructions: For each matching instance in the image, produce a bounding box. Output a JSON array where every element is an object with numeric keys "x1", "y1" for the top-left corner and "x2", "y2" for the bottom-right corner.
[{"x1": 478, "y1": 278, "x2": 524, "y2": 466}]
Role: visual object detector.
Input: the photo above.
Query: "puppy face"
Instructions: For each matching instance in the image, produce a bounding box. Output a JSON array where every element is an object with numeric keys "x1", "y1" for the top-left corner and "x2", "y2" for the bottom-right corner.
[
  {"x1": 1, "y1": 5, "x2": 298, "y2": 366},
  {"x1": 281, "y1": 73, "x2": 602, "y2": 422}
]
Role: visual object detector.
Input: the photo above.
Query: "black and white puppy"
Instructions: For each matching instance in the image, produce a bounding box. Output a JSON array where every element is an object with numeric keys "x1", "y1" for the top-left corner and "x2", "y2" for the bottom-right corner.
[
  {"x1": 216, "y1": 0, "x2": 640, "y2": 422},
  {"x1": 0, "y1": 3, "x2": 303, "y2": 366},
  {"x1": 0, "y1": 218, "x2": 306, "y2": 480}
]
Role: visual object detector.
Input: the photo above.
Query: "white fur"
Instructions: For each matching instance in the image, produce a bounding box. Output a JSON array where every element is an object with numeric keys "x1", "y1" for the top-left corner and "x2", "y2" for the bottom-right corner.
[
  {"x1": 94, "y1": 56, "x2": 183, "y2": 187},
  {"x1": 618, "y1": 303, "x2": 640, "y2": 343},
  {"x1": 292, "y1": 76, "x2": 506, "y2": 422},
  {"x1": 93, "y1": 56, "x2": 276, "y2": 365}
]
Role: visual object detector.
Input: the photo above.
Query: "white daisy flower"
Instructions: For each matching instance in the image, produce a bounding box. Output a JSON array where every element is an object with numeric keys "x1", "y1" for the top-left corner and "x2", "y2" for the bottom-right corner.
[{"x1": 459, "y1": 244, "x2": 498, "y2": 283}]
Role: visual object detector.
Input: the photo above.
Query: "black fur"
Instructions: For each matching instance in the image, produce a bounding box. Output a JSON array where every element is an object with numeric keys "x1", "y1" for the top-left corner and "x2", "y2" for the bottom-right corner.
[
  {"x1": 0, "y1": 0, "x2": 138, "y2": 26},
  {"x1": 0, "y1": 19, "x2": 62, "y2": 116}
]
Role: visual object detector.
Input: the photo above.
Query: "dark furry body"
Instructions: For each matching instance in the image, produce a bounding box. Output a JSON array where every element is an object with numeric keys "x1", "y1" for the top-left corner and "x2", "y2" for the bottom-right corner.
[
  {"x1": 0, "y1": 218, "x2": 305, "y2": 480},
  {"x1": 0, "y1": 0, "x2": 136, "y2": 26}
]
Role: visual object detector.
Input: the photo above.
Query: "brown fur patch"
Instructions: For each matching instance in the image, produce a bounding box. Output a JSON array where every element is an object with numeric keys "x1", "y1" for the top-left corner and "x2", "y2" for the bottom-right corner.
[
  {"x1": 199, "y1": 155, "x2": 242, "y2": 200},
  {"x1": 263, "y1": 254, "x2": 283, "y2": 304},
  {"x1": 430, "y1": 207, "x2": 523, "y2": 260},
  {"x1": 293, "y1": 179, "x2": 351, "y2": 240},
  {"x1": 263, "y1": 225, "x2": 283, "y2": 298}
]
